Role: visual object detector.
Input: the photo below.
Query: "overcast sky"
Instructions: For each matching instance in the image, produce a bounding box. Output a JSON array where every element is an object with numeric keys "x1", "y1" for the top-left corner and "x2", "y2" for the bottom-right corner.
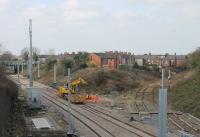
[{"x1": 0, "y1": 0, "x2": 200, "y2": 55}]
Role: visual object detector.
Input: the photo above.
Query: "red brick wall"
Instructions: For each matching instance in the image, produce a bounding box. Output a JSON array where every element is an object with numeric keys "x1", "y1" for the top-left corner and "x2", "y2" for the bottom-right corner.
[
  {"x1": 89, "y1": 53, "x2": 118, "y2": 69},
  {"x1": 89, "y1": 53, "x2": 102, "y2": 67}
]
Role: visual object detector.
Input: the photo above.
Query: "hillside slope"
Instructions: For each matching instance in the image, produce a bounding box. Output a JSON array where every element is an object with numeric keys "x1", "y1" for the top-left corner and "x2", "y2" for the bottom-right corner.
[
  {"x1": 37, "y1": 67, "x2": 157, "y2": 94},
  {"x1": 73, "y1": 68, "x2": 157, "y2": 93},
  {"x1": 170, "y1": 48, "x2": 200, "y2": 118},
  {"x1": 170, "y1": 70, "x2": 200, "y2": 118}
]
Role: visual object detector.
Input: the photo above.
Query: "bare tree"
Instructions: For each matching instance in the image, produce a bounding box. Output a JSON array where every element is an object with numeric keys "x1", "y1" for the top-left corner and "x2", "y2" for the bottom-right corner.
[
  {"x1": 21, "y1": 47, "x2": 29, "y2": 62},
  {"x1": 32, "y1": 47, "x2": 40, "y2": 62},
  {"x1": 0, "y1": 51, "x2": 13, "y2": 61},
  {"x1": 21, "y1": 47, "x2": 40, "y2": 62}
]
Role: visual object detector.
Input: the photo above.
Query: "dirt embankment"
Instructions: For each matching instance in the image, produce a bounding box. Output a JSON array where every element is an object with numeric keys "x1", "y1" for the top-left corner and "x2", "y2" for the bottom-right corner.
[
  {"x1": 0, "y1": 75, "x2": 18, "y2": 136},
  {"x1": 37, "y1": 68, "x2": 158, "y2": 94}
]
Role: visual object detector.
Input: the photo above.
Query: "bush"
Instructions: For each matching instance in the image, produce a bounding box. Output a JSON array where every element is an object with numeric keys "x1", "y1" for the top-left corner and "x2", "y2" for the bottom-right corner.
[
  {"x1": 118, "y1": 64, "x2": 133, "y2": 71},
  {"x1": 87, "y1": 62, "x2": 96, "y2": 68},
  {"x1": 45, "y1": 58, "x2": 57, "y2": 71},
  {"x1": 74, "y1": 52, "x2": 88, "y2": 64},
  {"x1": 61, "y1": 58, "x2": 74, "y2": 75},
  {"x1": 79, "y1": 62, "x2": 88, "y2": 69},
  {"x1": 95, "y1": 70, "x2": 105, "y2": 86},
  {"x1": 188, "y1": 47, "x2": 200, "y2": 70},
  {"x1": 133, "y1": 62, "x2": 139, "y2": 69}
]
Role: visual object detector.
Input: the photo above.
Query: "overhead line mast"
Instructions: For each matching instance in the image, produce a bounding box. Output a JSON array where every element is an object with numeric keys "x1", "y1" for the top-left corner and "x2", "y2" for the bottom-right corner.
[{"x1": 29, "y1": 19, "x2": 33, "y2": 87}]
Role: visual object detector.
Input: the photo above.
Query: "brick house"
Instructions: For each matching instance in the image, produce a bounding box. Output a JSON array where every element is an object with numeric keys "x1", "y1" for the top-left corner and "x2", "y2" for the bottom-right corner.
[
  {"x1": 148, "y1": 53, "x2": 162, "y2": 66},
  {"x1": 135, "y1": 53, "x2": 188, "y2": 69},
  {"x1": 161, "y1": 53, "x2": 188, "y2": 68},
  {"x1": 117, "y1": 52, "x2": 135, "y2": 65},
  {"x1": 134, "y1": 55, "x2": 148, "y2": 66},
  {"x1": 89, "y1": 52, "x2": 134, "y2": 69},
  {"x1": 89, "y1": 53, "x2": 117, "y2": 69},
  {"x1": 173, "y1": 54, "x2": 188, "y2": 68}
]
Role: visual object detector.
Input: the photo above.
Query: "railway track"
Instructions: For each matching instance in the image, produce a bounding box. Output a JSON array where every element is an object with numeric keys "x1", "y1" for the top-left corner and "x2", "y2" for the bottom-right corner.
[
  {"x1": 9, "y1": 75, "x2": 157, "y2": 137},
  {"x1": 81, "y1": 104, "x2": 156, "y2": 136},
  {"x1": 134, "y1": 102, "x2": 149, "y2": 113},
  {"x1": 42, "y1": 91, "x2": 156, "y2": 137},
  {"x1": 43, "y1": 94, "x2": 114, "y2": 137},
  {"x1": 180, "y1": 113, "x2": 200, "y2": 132},
  {"x1": 9, "y1": 75, "x2": 113, "y2": 137},
  {"x1": 134, "y1": 87, "x2": 150, "y2": 113},
  {"x1": 37, "y1": 83, "x2": 156, "y2": 136},
  {"x1": 168, "y1": 114, "x2": 200, "y2": 136}
]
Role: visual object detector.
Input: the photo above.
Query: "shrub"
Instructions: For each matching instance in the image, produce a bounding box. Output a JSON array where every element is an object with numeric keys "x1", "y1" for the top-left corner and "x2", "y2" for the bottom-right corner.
[
  {"x1": 188, "y1": 47, "x2": 200, "y2": 70},
  {"x1": 61, "y1": 58, "x2": 74, "y2": 75},
  {"x1": 79, "y1": 62, "x2": 88, "y2": 69},
  {"x1": 45, "y1": 58, "x2": 57, "y2": 71}
]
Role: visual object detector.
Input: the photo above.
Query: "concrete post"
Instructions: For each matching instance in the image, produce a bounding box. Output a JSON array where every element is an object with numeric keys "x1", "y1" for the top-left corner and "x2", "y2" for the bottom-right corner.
[
  {"x1": 37, "y1": 61, "x2": 40, "y2": 78},
  {"x1": 67, "y1": 68, "x2": 75, "y2": 135},
  {"x1": 158, "y1": 89, "x2": 167, "y2": 137},
  {"x1": 54, "y1": 64, "x2": 57, "y2": 84},
  {"x1": 158, "y1": 69, "x2": 167, "y2": 137},
  {"x1": 22, "y1": 62, "x2": 24, "y2": 74}
]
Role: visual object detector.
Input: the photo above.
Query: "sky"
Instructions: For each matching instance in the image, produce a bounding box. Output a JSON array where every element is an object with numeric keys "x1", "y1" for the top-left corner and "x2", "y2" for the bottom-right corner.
[{"x1": 0, "y1": 0, "x2": 200, "y2": 55}]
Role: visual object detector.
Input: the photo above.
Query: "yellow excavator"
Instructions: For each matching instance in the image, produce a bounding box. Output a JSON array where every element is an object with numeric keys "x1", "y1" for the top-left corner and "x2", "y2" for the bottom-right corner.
[{"x1": 58, "y1": 77, "x2": 86, "y2": 103}]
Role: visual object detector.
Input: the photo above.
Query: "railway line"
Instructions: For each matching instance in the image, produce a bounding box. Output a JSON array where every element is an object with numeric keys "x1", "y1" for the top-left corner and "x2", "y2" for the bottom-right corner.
[
  {"x1": 180, "y1": 113, "x2": 200, "y2": 132},
  {"x1": 43, "y1": 94, "x2": 114, "y2": 137},
  {"x1": 134, "y1": 102, "x2": 149, "y2": 113},
  {"x1": 168, "y1": 114, "x2": 200, "y2": 136},
  {"x1": 9, "y1": 74, "x2": 200, "y2": 136},
  {"x1": 42, "y1": 91, "x2": 156, "y2": 137},
  {"x1": 134, "y1": 87, "x2": 150, "y2": 113},
  {"x1": 81, "y1": 104, "x2": 157, "y2": 136},
  {"x1": 9, "y1": 75, "x2": 157, "y2": 137}
]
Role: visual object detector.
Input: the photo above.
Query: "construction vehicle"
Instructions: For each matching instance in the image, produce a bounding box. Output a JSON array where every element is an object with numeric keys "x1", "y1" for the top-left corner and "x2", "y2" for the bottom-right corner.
[{"x1": 58, "y1": 77, "x2": 86, "y2": 103}]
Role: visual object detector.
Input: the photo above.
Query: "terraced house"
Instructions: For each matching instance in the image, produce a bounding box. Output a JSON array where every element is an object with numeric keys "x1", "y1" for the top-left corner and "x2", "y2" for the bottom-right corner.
[{"x1": 89, "y1": 52, "x2": 134, "y2": 69}]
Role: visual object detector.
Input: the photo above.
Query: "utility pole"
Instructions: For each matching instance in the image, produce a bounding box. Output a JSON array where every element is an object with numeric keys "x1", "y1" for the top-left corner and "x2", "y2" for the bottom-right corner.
[
  {"x1": 29, "y1": 19, "x2": 33, "y2": 87},
  {"x1": 67, "y1": 68, "x2": 75, "y2": 136},
  {"x1": 158, "y1": 68, "x2": 167, "y2": 137},
  {"x1": 54, "y1": 64, "x2": 57, "y2": 84}
]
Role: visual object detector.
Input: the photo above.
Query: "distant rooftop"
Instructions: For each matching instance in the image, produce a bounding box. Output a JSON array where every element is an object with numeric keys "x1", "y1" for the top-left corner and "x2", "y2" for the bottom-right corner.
[{"x1": 95, "y1": 53, "x2": 117, "y2": 59}]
